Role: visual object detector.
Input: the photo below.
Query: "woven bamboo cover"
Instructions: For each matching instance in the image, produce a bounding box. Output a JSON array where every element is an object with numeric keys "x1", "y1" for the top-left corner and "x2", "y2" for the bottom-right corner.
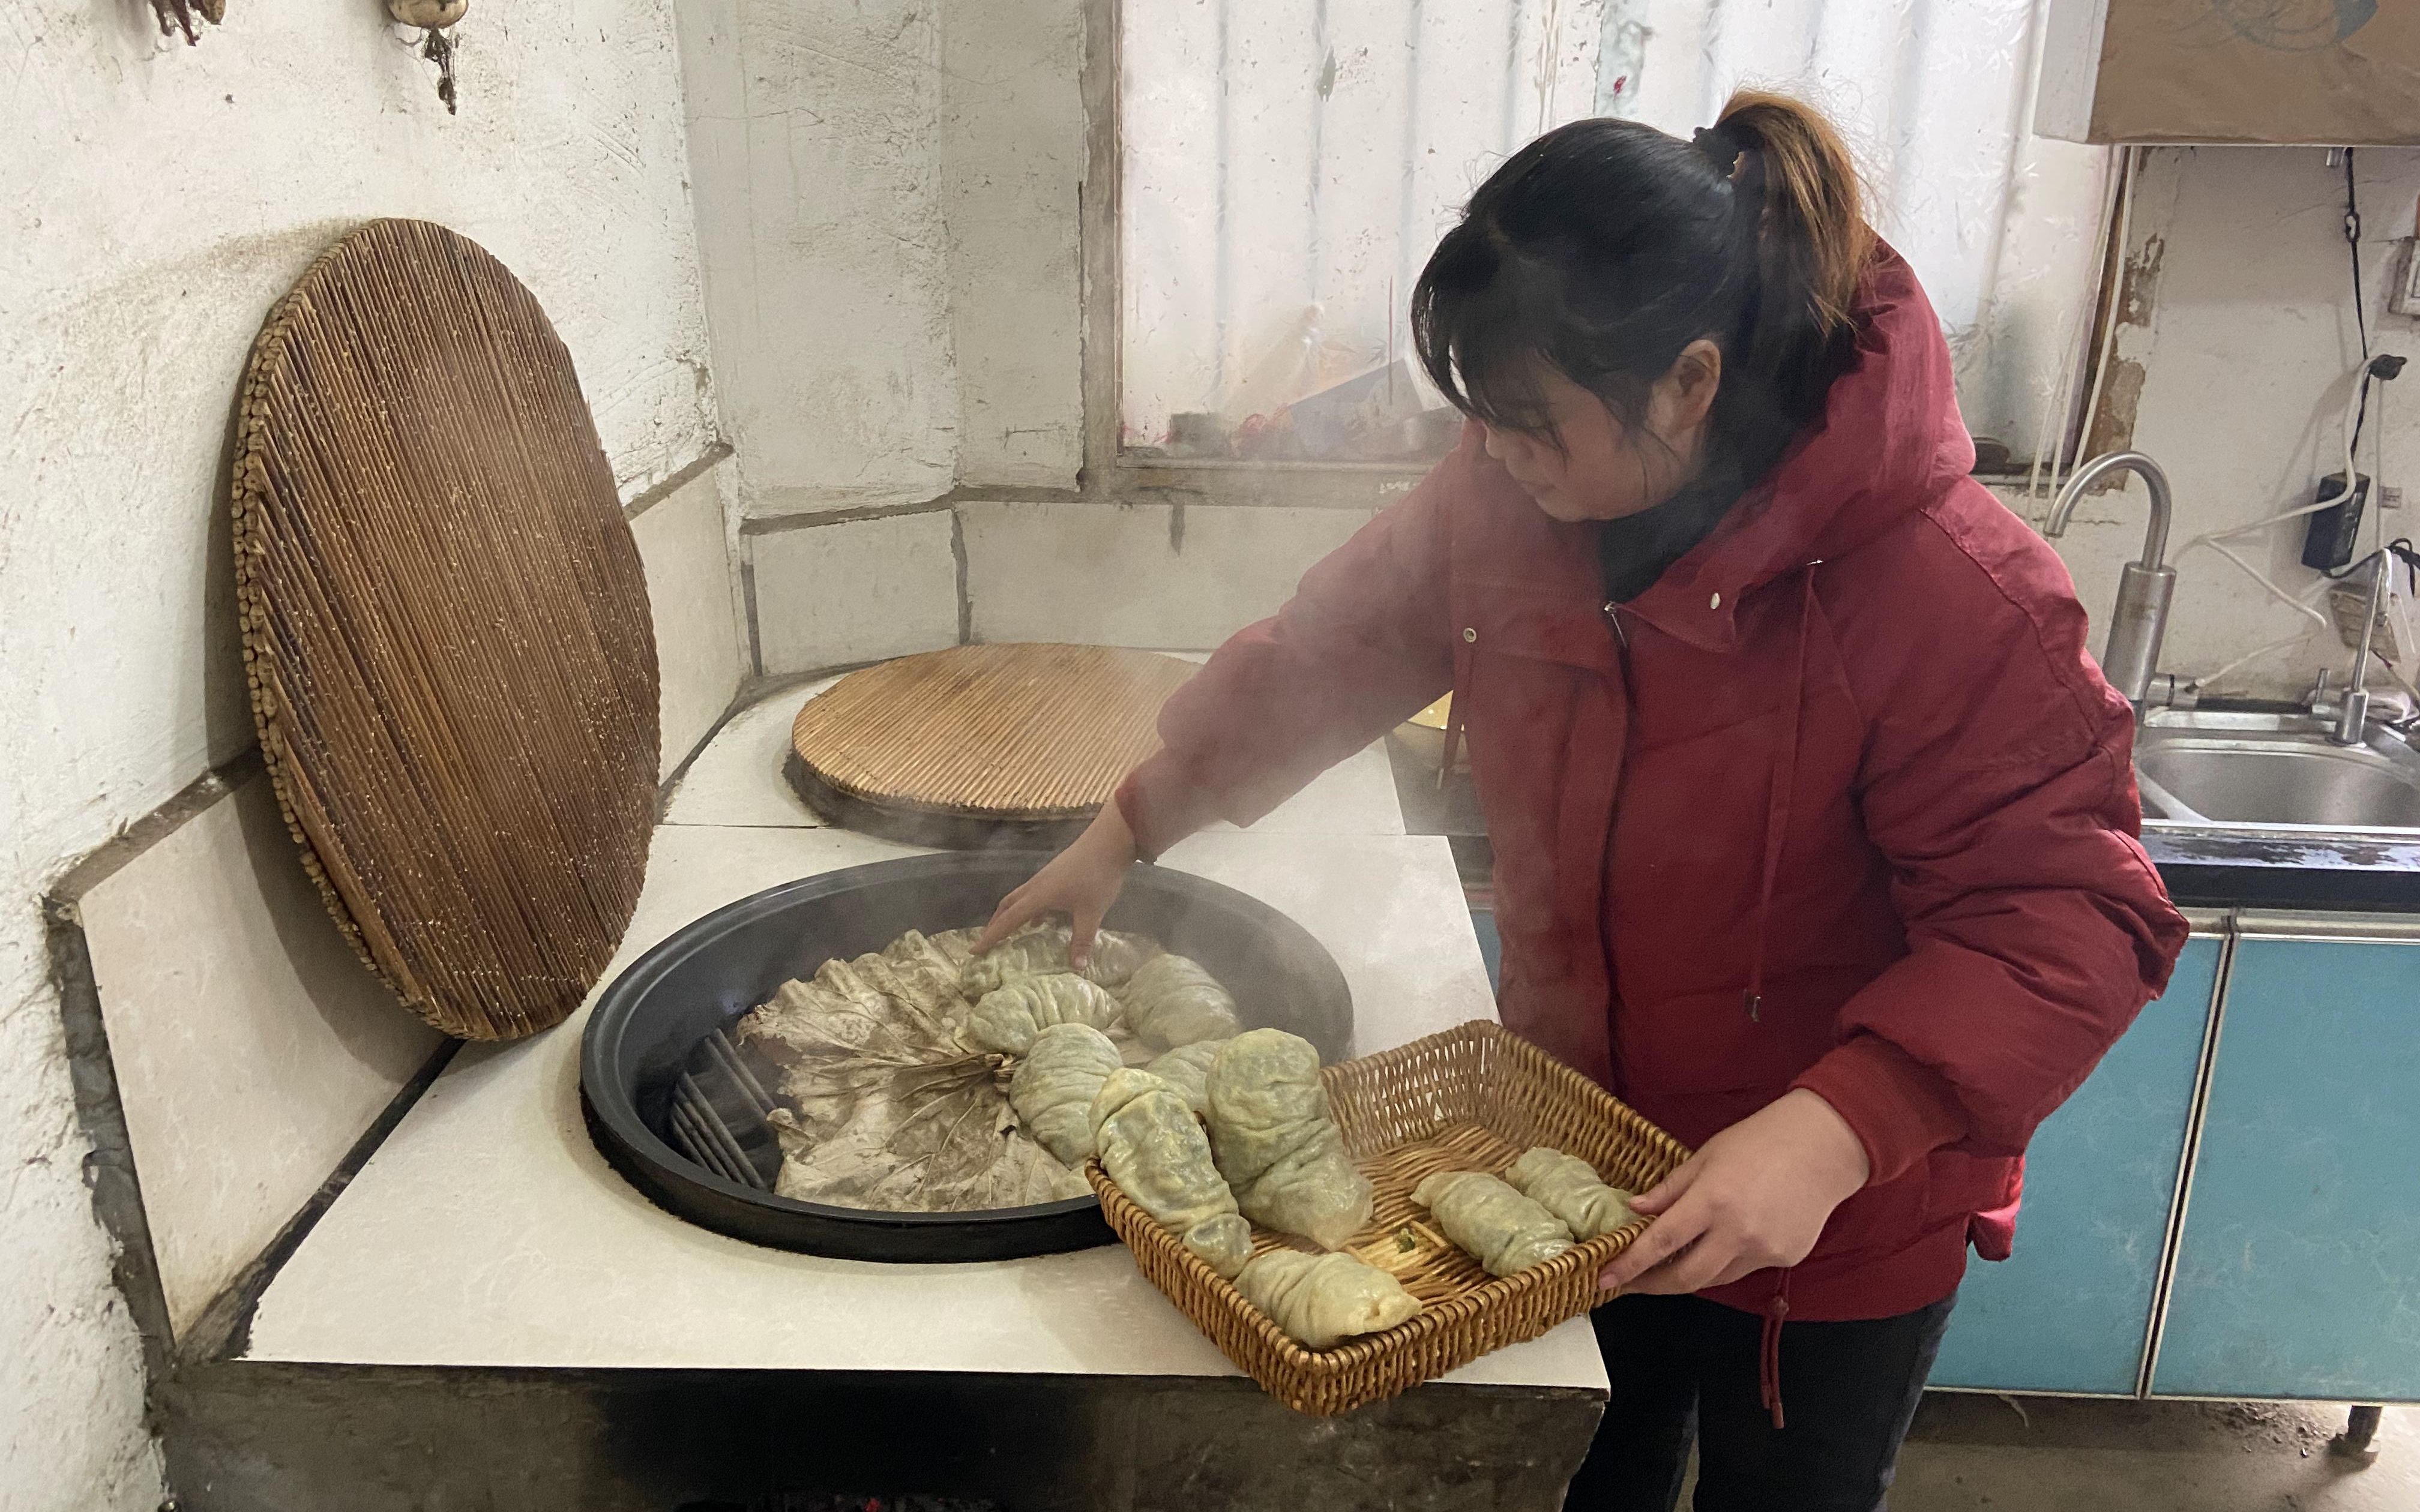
[
  {"x1": 789, "y1": 644, "x2": 1195, "y2": 822},
  {"x1": 232, "y1": 219, "x2": 660, "y2": 1041},
  {"x1": 1088, "y1": 1020, "x2": 1693, "y2": 1416}
]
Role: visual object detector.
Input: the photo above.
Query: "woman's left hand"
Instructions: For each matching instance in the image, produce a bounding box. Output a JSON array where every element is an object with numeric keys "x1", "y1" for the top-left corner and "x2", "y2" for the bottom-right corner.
[{"x1": 1599, "y1": 1088, "x2": 1871, "y2": 1296}]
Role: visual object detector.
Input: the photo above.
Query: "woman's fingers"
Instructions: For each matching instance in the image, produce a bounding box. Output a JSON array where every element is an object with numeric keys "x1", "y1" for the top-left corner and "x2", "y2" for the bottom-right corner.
[
  {"x1": 1067, "y1": 904, "x2": 1103, "y2": 970},
  {"x1": 973, "y1": 883, "x2": 1038, "y2": 955},
  {"x1": 1599, "y1": 1189, "x2": 1708, "y2": 1291},
  {"x1": 1620, "y1": 1236, "x2": 1735, "y2": 1297},
  {"x1": 1625, "y1": 1154, "x2": 1701, "y2": 1217}
]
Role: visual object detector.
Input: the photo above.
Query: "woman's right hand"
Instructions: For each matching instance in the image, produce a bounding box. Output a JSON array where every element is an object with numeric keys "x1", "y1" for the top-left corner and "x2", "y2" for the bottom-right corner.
[{"x1": 974, "y1": 800, "x2": 1142, "y2": 969}]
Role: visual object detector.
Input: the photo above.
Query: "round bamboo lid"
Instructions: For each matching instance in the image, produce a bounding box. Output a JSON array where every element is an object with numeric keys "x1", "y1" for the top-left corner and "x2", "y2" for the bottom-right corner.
[
  {"x1": 232, "y1": 219, "x2": 659, "y2": 1041},
  {"x1": 787, "y1": 644, "x2": 1196, "y2": 848}
]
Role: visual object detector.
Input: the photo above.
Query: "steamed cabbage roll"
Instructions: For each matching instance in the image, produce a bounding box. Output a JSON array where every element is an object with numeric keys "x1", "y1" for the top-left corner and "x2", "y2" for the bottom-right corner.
[
  {"x1": 1008, "y1": 1023, "x2": 1125, "y2": 1165},
  {"x1": 1119, "y1": 953, "x2": 1244, "y2": 1051},
  {"x1": 1504, "y1": 1147, "x2": 1637, "y2": 1240},
  {"x1": 1142, "y1": 1039, "x2": 1229, "y2": 1115},
  {"x1": 1089, "y1": 1069, "x2": 1254, "y2": 1278},
  {"x1": 1235, "y1": 1249, "x2": 1422, "y2": 1349},
  {"x1": 1205, "y1": 1029, "x2": 1373, "y2": 1252},
  {"x1": 1412, "y1": 1169, "x2": 1574, "y2": 1276},
  {"x1": 963, "y1": 974, "x2": 1121, "y2": 1057},
  {"x1": 962, "y1": 920, "x2": 1161, "y2": 997}
]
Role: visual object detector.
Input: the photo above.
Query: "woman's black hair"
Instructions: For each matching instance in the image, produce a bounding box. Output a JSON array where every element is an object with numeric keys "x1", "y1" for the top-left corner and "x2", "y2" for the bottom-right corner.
[{"x1": 1411, "y1": 91, "x2": 1876, "y2": 488}]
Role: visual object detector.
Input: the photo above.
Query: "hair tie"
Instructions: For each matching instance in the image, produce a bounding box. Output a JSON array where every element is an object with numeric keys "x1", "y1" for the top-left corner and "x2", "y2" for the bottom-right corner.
[{"x1": 1693, "y1": 123, "x2": 1747, "y2": 177}]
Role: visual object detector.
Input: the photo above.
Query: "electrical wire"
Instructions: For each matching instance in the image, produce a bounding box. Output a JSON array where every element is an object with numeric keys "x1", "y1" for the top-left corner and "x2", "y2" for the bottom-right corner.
[
  {"x1": 2028, "y1": 147, "x2": 2133, "y2": 502},
  {"x1": 2041, "y1": 146, "x2": 2138, "y2": 503},
  {"x1": 2344, "y1": 148, "x2": 2370, "y2": 362}
]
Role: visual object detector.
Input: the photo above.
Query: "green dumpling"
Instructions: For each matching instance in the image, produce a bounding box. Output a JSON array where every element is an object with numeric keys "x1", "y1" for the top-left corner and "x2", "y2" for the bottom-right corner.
[
  {"x1": 1412, "y1": 1169, "x2": 1574, "y2": 1276},
  {"x1": 1091, "y1": 1069, "x2": 1254, "y2": 1278},
  {"x1": 1143, "y1": 1039, "x2": 1229, "y2": 1115},
  {"x1": 1504, "y1": 1147, "x2": 1637, "y2": 1240},
  {"x1": 1119, "y1": 953, "x2": 1244, "y2": 1051},
  {"x1": 1008, "y1": 1023, "x2": 1124, "y2": 1165},
  {"x1": 1235, "y1": 1249, "x2": 1421, "y2": 1349},
  {"x1": 963, "y1": 974, "x2": 1121, "y2": 1057},
  {"x1": 1205, "y1": 1029, "x2": 1373, "y2": 1252}
]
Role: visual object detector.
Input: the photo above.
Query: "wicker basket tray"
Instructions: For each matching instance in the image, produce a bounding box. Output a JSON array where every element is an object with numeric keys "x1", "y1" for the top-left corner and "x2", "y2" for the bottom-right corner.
[{"x1": 1086, "y1": 1019, "x2": 1693, "y2": 1416}]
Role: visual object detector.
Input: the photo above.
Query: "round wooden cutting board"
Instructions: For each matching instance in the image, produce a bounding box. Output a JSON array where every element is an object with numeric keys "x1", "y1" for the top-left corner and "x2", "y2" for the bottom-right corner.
[
  {"x1": 232, "y1": 218, "x2": 660, "y2": 1040},
  {"x1": 786, "y1": 644, "x2": 1197, "y2": 848}
]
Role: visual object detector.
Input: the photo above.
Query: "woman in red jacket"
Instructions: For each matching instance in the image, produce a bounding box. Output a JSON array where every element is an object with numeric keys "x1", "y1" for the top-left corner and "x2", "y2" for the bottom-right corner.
[{"x1": 982, "y1": 92, "x2": 2187, "y2": 1509}]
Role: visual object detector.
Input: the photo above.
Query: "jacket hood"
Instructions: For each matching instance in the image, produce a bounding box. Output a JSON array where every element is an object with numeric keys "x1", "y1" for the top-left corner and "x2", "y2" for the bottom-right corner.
[{"x1": 1623, "y1": 244, "x2": 1976, "y2": 652}]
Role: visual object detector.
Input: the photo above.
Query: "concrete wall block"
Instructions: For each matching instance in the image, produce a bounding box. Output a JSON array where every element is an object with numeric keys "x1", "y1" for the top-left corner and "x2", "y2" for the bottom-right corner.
[
  {"x1": 750, "y1": 512, "x2": 963, "y2": 673},
  {"x1": 942, "y1": 0, "x2": 1086, "y2": 490},
  {"x1": 74, "y1": 776, "x2": 444, "y2": 1342},
  {"x1": 631, "y1": 465, "x2": 748, "y2": 778},
  {"x1": 679, "y1": 0, "x2": 961, "y2": 511},
  {"x1": 959, "y1": 501, "x2": 1373, "y2": 649}
]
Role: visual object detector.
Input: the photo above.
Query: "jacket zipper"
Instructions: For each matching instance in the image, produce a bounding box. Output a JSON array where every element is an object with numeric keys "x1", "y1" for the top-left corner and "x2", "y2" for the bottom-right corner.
[{"x1": 1599, "y1": 600, "x2": 1633, "y2": 1092}]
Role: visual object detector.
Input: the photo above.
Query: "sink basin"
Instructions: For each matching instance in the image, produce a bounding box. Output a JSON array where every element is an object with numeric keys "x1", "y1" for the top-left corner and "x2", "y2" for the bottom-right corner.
[{"x1": 2135, "y1": 710, "x2": 2420, "y2": 832}]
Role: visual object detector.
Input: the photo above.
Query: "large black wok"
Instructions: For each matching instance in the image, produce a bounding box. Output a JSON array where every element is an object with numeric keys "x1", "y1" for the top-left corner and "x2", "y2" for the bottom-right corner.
[{"x1": 580, "y1": 852, "x2": 1352, "y2": 1262}]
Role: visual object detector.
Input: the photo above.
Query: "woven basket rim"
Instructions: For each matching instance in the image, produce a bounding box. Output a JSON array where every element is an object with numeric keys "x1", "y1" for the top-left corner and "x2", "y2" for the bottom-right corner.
[{"x1": 1087, "y1": 1018, "x2": 1694, "y2": 1412}]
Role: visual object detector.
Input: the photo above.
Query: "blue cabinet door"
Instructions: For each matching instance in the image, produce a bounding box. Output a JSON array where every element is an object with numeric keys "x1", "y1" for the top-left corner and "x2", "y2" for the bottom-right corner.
[
  {"x1": 1930, "y1": 937, "x2": 2221, "y2": 1394},
  {"x1": 2151, "y1": 933, "x2": 2420, "y2": 1402}
]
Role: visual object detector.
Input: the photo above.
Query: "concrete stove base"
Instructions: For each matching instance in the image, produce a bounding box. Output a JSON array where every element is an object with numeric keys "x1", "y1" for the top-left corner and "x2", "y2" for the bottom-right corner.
[{"x1": 163, "y1": 1361, "x2": 1603, "y2": 1512}]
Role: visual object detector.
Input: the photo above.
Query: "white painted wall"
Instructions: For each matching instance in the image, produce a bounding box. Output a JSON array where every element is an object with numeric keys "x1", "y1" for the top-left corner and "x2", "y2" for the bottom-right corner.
[
  {"x1": 677, "y1": 0, "x2": 960, "y2": 519},
  {"x1": 2027, "y1": 146, "x2": 2420, "y2": 700},
  {"x1": 941, "y1": 0, "x2": 1085, "y2": 489},
  {"x1": 2, "y1": 4, "x2": 721, "y2": 1506}
]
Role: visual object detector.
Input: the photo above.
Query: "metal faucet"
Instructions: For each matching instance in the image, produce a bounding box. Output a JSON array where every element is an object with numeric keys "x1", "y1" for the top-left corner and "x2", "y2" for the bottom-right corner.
[
  {"x1": 2044, "y1": 452, "x2": 2179, "y2": 708},
  {"x1": 2331, "y1": 550, "x2": 2391, "y2": 745}
]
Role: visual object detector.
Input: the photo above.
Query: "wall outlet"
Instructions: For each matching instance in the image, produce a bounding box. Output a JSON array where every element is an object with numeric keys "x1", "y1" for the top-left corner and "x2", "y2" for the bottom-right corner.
[{"x1": 2383, "y1": 485, "x2": 2406, "y2": 512}]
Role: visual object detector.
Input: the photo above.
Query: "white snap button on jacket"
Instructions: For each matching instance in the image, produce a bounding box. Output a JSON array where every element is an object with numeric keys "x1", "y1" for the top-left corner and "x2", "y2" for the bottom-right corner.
[
  {"x1": 1709, "y1": 592, "x2": 1723, "y2": 610},
  {"x1": 1463, "y1": 627, "x2": 1478, "y2": 643}
]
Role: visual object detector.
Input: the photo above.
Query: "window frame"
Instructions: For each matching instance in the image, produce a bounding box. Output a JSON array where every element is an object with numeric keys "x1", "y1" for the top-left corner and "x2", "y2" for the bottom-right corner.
[{"x1": 1078, "y1": 0, "x2": 2120, "y2": 506}]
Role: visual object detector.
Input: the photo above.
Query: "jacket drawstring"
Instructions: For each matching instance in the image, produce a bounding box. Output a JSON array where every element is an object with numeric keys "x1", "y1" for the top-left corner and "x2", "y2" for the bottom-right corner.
[
  {"x1": 1440, "y1": 639, "x2": 1477, "y2": 789},
  {"x1": 1744, "y1": 569, "x2": 1819, "y2": 1021},
  {"x1": 1759, "y1": 1268, "x2": 1795, "y2": 1430}
]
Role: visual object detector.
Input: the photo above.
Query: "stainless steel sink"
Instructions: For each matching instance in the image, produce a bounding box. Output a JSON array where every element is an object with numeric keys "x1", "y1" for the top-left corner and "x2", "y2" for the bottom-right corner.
[{"x1": 2135, "y1": 709, "x2": 2420, "y2": 833}]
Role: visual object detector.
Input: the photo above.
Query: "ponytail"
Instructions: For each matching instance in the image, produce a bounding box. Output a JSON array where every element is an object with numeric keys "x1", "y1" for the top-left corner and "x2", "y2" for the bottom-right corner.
[
  {"x1": 1412, "y1": 90, "x2": 1876, "y2": 487},
  {"x1": 1715, "y1": 90, "x2": 1873, "y2": 344}
]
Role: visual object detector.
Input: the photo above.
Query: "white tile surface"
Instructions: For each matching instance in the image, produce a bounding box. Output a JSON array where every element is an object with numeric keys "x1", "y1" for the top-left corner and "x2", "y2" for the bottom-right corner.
[
  {"x1": 660, "y1": 676, "x2": 843, "y2": 828},
  {"x1": 664, "y1": 665, "x2": 1403, "y2": 836},
  {"x1": 959, "y1": 501, "x2": 1372, "y2": 649},
  {"x1": 244, "y1": 825, "x2": 1595, "y2": 1391},
  {"x1": 78, "y1": 774, "x2": 445, "y2": 1339},
  {"x1": 1211, "y1": 742, "x2": 1404, "y2": 838},
  {"x1": 751, "y1": 512, "x2": 960, "y2": 674},
  {"x1": 631, "y1": 466, "x2": 747, "y2": 779}
]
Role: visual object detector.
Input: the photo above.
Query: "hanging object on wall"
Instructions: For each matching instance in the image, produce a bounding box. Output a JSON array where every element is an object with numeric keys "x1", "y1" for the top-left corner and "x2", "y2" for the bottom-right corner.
[
  {"x1": 151, "y1": 0, "x2": 224, "y2": 45},
  {"x1": 231, "y1": 219, "x2": 660, "y2": 1040},
  {"x1": 388, "y1": 0, "x2": 468, "y2": 115}
]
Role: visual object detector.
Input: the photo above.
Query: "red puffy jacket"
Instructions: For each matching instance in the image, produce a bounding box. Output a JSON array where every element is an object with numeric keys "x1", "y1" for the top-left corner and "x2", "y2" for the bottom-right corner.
[{"x1": 1119, "y1": 248, "x2": 2190, "y2": 1326}]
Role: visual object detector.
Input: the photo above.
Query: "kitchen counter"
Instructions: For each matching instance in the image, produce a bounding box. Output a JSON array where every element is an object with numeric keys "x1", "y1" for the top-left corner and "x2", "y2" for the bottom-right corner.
[
  {"x1": 242, "y1": 823, "x2": 1579, "y2": 1380},
  {"x1": 2141, "y1": 826, "x2": 2420, "y2": 912},
  {"x1": 188, "y1": 684, "x2": 1607, "y2": 1511}
]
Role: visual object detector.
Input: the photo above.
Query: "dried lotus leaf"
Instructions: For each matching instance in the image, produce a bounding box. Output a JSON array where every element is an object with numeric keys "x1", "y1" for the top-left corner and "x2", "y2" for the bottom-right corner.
[{"x1": 736, "y1": 934, "x2": 1064, "y2": 1213}]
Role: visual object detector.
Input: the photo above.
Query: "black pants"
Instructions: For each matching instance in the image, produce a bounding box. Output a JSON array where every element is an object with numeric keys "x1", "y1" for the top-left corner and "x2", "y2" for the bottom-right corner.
[{"x1": 1564, "y1": 1291, "x2": 1955, "y2": 1512}]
